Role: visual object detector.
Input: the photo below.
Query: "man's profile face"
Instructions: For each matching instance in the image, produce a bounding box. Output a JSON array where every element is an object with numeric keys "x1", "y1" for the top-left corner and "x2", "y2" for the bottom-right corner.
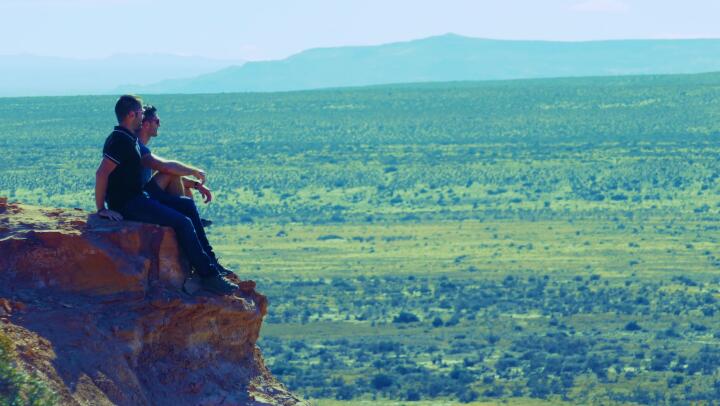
[
  {"x1": 142, "y1": 115, "x2": 160, "y2": 137},
  {"x1": 148, "y1": 115, "x2": 160, "y2": 137}
]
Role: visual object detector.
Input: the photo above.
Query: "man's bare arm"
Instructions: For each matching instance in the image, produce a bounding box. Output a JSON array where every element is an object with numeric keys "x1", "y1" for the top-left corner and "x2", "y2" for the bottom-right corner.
[
  {"x1": 141, "y1": 153, "x2": 206, "y2": 183},
  {"x1": 95, "y1": 158, "x2": 123, "y2": 220}
]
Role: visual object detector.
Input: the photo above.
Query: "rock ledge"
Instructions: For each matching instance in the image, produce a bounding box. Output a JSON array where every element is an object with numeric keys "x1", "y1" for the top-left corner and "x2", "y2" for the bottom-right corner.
[{"x1": 0, "y1": 198, "x2": 305, "y2": 406}]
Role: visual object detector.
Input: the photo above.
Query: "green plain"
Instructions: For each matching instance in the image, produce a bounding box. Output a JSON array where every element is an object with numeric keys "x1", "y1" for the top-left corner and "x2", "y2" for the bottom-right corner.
[{"x1": 2, "y1": 73, "x2": 720, "y2": 403}]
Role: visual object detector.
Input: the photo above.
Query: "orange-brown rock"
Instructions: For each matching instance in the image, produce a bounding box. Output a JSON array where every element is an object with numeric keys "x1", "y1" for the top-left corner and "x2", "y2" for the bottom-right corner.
[{"x1": 0, "y1": 199, "x2": 305, "y2": 406}]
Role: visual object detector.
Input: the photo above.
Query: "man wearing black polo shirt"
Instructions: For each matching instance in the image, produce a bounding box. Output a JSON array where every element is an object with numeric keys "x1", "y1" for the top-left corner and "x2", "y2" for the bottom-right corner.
[{"x1": 95, "y1": 95, "x2": 238, "y2": 295}]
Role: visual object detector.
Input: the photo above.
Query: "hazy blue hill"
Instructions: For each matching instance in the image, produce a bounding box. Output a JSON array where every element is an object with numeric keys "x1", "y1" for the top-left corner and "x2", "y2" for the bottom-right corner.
[
  {"x1": 0, "y1": 54, "x2": 244, "y2": 97},
  {"x1": 131, "y1": 33, "x2": 720, "y2": 94}
]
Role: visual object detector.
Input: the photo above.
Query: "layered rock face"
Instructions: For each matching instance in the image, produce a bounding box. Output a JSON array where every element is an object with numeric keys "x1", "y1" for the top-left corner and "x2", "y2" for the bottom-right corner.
[{"x1": 0, "y1": 198, "x2": 305, "y2": 406}]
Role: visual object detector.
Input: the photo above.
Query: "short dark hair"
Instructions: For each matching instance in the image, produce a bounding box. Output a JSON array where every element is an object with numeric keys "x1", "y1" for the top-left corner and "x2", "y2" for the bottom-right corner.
[
  {"x1": 142, "y1": 105, "x2": 157, "y2": 123},
  {"x1": 114, "y1": 95, "x2": 143, "y2": 123}
]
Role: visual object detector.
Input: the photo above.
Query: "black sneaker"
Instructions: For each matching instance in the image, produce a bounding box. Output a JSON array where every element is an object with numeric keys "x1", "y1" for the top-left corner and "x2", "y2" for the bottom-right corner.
[
  {"x1": 211, "y1": 255, "x2": 235, "y2": 276},
  {"x1": 201, "y1": 218, "x2": 213, "y2": 228},
  {"x1": 216, "y1": 263, "x2": 235, "y2": 276},
  {"x1": 200, "y1": 274, "x2": 238, "y2": 295}
]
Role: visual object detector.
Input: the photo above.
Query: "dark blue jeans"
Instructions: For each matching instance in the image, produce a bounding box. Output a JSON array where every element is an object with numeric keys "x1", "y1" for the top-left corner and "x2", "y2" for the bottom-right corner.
[
  {"x1": 144, "y1": 180, "x2": 217, "y2": 263},
  {"x1": 118, "y1": 192, "x2": 216, "y2": 277}
]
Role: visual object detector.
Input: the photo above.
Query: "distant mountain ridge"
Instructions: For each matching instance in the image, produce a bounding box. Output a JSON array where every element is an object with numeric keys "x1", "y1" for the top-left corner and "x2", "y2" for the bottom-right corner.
[
  {"x1": 128, "y1": 34, "x2": 720, "y2": 94},
  {"x1": 6, "y1": 34, "x2": 720, "y2": 97},
  {"x1": 0, "y1": 54, "x2": 244, "y2": 97}
]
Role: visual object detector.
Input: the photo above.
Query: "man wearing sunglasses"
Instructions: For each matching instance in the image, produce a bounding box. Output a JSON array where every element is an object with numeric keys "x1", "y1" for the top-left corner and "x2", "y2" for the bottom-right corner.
[
  {"x1": 95, "y1": 95, "x2": 239, "y2": 296},
  {"x1": 135, "y1": 105, "x2": 232, "y2": 277},
  {"x1": 137, "y1": 105, "x2": 213, "y2": 208}
]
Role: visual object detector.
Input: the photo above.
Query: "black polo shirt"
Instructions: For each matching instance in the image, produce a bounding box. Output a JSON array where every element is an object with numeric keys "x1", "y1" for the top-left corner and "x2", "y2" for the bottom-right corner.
[{"x1": 102, "y1": 126, "x2": 144, "y2": 210}]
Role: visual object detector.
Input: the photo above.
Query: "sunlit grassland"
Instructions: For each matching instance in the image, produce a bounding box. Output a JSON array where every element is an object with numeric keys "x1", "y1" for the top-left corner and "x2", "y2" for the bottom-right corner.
[
  {"x1": 210, "y1": 217, "x2": 720, "y2": 281},
  {"x1": 4, "y1": 75, "x2": 720, "y2": 402},
  {"x1": 209, "y1": 216, "x2": 720, "y2": 403}
]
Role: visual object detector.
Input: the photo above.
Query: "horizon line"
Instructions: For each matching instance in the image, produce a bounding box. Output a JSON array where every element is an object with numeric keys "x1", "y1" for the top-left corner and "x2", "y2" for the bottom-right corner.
[{"x1": 3, "y1": 33, "x2": 720, "y2": 62}]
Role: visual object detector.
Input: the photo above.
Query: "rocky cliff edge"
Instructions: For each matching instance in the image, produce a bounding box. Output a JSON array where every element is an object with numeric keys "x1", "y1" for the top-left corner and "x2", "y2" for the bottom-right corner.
[{"x1": 0, "y1": 198, "x2": 306, "y2": 406}]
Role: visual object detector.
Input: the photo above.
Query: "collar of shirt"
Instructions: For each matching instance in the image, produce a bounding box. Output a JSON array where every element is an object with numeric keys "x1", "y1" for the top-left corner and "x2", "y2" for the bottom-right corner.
[{"x1": 114, "y1": 126, "x2": 138, "y2": 140}]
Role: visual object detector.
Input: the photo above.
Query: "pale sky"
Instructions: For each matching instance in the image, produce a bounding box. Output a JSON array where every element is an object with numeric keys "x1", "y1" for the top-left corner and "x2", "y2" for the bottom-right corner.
[{"x1": 2, "y1": 0, "x2": 719, "y2": 61}]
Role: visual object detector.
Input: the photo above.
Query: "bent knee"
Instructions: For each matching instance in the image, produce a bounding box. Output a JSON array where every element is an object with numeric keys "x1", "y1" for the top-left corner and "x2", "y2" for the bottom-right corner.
[{"x1": 152, "y1": 173, "x2": 181, "y2": 190}]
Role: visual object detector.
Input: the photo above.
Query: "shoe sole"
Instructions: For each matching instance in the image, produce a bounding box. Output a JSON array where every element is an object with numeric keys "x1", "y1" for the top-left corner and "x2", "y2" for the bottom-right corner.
[
  {"x1": 183, "y1": 277, "x2": 202, "y2": 295},
  {"x1": 202, "y1": 286, "x2": 236, "y2": 295}
]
